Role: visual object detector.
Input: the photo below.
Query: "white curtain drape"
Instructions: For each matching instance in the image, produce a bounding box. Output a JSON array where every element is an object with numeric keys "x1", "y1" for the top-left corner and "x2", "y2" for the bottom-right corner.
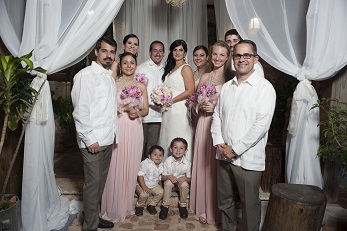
[
  {"x1": 224, "y1": 0, "x2": 347, "y2": 188},
  {"x1": 0, "y1": 0, "x2": 124, "y2": 230},
  {"x1": 214, "y1": 0, "x2": 234, "y2": 41},
  {"x1": 113, "y1": 0, "x2": 208, "y2": 66}
]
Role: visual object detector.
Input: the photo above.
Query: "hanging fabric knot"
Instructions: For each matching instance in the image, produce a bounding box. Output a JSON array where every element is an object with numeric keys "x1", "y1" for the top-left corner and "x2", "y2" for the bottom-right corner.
[
  {"x1": 30, "y1": 69, "x2": 47, "y2": 80},
  {"x1": 295, "y1": 68, "x2": 306, "y2": 81}
]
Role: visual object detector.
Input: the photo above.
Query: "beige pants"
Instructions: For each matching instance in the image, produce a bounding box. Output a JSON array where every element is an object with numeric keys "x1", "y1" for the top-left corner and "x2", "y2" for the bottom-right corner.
[
  {"x1": 135, "y1": 184, "x2": 163, "y2": 207},
  {"x1": 162, "y1": 180, "x2": 189, "y2": 208}
]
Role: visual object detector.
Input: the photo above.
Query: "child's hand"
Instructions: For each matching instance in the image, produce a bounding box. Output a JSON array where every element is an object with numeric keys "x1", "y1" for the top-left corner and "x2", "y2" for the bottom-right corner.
[
  {"x1": 177, "y1": 176, "x2": 186, "y2": 186},
  {"x1": 141, "y1": 185, "x2": 150, "y2": 193},
  {"x1": 168, "y1": 175, "x2": 178, "y2": 184}
]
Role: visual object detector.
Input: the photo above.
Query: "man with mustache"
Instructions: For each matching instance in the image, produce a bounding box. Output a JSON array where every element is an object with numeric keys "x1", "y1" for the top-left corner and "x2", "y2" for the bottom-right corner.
[
  {"x1": 135, "y1": 41, "x2": 165, "y2": 161},
  {"x1": 71, "y1": 36, "x2": 118, "y2": 231}
]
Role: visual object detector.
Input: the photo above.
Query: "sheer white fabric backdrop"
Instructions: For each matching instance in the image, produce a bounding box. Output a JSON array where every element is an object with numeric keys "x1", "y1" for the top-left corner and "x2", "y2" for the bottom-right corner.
[
  {"x1": 0, "y1": 0, "x2": 124, "y2": 230},
  {"x1": 214, "y1": 0, "x2": 234, "y2": 40},
  {"x1": 225, "y1": 0, "x2": 347, "y2": 188},
  {"x1": 113, "y1": 0, "x2": 208, "y2": 66}
]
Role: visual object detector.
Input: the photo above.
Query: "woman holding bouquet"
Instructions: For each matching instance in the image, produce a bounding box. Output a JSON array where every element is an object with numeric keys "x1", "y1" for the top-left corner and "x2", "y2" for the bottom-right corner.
[
  {"x1": 191, "y1": 45, "x2": 209, "y2": 130},
  {"x1": 190, "y1": 41, "x2": 232, "y2": 225},
  {"x1": 101, "y1": 52, "x2": 149, "y2": 222},
  {"x1": 158, "y1": 39, "x2": 195, "y2": 161}
]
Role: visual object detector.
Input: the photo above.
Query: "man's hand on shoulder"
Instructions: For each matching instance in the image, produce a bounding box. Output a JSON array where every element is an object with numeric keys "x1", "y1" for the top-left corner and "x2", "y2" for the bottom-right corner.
[{"x1": 88, "y1": 142, "x2": 100, "y2": 154}]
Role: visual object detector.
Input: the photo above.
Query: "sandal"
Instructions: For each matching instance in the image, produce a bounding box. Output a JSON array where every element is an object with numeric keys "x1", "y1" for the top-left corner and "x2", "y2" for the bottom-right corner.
[{"x1": 199, "y1": 216, "x2": 208, "y2": 224}]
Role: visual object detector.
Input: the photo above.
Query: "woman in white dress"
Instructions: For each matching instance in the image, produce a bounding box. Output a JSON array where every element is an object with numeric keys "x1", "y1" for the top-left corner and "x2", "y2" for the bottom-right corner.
[{"x1": 158, "y1": 39, "x2": 195, "y2": 161}]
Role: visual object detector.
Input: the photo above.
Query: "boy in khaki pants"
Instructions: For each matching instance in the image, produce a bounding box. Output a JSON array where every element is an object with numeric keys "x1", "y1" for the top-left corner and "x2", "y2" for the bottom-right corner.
[
  {"x1": 159, "y1": 137, "x2": 191, "y2": 220},
  {"x1": 135, "y1": 145, "x2": 164, "y2": 216}
]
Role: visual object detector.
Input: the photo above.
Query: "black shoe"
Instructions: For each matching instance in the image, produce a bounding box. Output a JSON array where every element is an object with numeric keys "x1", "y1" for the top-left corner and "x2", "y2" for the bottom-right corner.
[
  {"x1": 159, "y1": 206, "x2": 169, "y2": 220},
  {"x1": 178, "y1": 206, "x2": 188, "y2": 219},
  {"x1": 135, "y1": 207, "x2": 144, "y2": 216},
  {"x1": 98, "y1": 218, "x2": 114, "y2": 229},
  {"x1": 147, "y1": 205, "x2": 157, "y2": 215}
]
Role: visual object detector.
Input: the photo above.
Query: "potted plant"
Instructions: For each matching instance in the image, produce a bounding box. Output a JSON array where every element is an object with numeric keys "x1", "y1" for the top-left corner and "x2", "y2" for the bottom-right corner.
[
  {"x1": 0, "y1": 51, "x2": 46, "y2": 227},
  {"x1": 312, "y1": 98, "x2": 347, "y2": 202}
]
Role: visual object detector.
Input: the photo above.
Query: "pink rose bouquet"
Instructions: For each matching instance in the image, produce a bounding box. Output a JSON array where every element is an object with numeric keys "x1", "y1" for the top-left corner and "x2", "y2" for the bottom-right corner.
[
  {"x1": 135, "y1": 73, "x2": 148, "y2": 86},
  {"x1": 196, "y1": 83, "x2": 217, "y2": 105},
  {"x1": 186, "y1": 93, "x2": 197, "y2": 109},
  {"x1": 150, "y1": 84, "x2": 173, "y2": 112},
  {"x1": 120, "y1": 85, "x2": 143, "y2": 110}
]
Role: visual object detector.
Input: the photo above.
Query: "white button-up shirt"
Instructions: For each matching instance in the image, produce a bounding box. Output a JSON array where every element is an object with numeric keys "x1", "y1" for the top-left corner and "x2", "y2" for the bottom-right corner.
[
  {"x1": 135, "y1": 58, "x2": 164, "y2": 123},
  {"x1": 137, "y1": 158, "x2": 164, "y2": 188},
  {"x1": 162, "y1": 156, "x2": 191, "y2": 178},
  {"x1": 211, "y1": 71, "x2": 276, "y2": 171},
  {"x1": 71, "y1": 61, "x2": 118, "y2": 148}
]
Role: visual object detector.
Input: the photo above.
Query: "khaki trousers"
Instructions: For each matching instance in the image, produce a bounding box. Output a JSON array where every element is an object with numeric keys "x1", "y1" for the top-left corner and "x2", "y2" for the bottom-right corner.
[
  {"x1": 81, "y1": 145, "x2": 112, "y2": 231},
  {"x1": 217, "y1": 160, "x2": 262, "y2": 231},
  {"x1": 135, "y1": 184, "x2": 163, "y2": 207},
  {"x1": 162, "y1": 180, "x2": 189, "y2": 208},
  {"x1": 142, "y1": 122, "x2": 161, "y2": 160}
]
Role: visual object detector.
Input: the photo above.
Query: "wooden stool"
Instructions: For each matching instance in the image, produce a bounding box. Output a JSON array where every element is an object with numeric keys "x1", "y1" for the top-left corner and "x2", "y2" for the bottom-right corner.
[{"x1": 262, "y1": 183, "x2": 327, "y2": 231}]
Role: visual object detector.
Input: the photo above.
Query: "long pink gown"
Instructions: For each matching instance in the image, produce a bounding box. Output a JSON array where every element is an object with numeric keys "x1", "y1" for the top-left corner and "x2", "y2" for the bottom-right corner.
[
  {"x1": 100, "y1": 91, "x2": 143, "y2": 222},
  {"x1": 189, "y1": 83, "x2": 222, "y2": 225}
]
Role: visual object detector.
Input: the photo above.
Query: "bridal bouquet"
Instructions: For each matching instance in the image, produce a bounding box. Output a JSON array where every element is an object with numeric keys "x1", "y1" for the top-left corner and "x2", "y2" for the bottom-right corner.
[
  {"x1": 196, "y1": 83, "x2": 217, "y2": 105},
  {"x1": 150, "y1": 84, "x2": 173, "y2": 112},
  {"x1": 135, "y1": 73, "x2": 148, "y2": 86},
  {"x1": 120, "y1": 85, "x2": 143, "y2": 110}
]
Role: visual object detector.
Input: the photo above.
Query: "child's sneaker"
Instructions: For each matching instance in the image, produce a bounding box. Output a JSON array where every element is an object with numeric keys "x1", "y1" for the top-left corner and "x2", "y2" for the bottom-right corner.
[
  {"x1": 135, "y1": 207, "x2": 144, "y2": 216},
  {"x1": 178, "y1": 206, "x2": 188, "y2": 219},
  {"x1": 147, "y1": 205, "x2": 157, "y2": 215},
  {"x1": 159, "y1": 206, "x2": 169, "y2": 220}
]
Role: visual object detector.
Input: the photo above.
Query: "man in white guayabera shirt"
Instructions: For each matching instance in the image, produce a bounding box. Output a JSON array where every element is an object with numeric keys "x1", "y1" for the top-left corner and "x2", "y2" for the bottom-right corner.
[
  {"x1": 135, "y1": 41, "x2": 165, "y2": 160},
  {"x1": 211, "y1": 40, "x2": 276, "y2": 231},
  {"x1": 225, "y1": 29, "x2": 264, "y2": 78},
  {"x1": 71, "y1": 36, "x2": 118, "y2": 231}
]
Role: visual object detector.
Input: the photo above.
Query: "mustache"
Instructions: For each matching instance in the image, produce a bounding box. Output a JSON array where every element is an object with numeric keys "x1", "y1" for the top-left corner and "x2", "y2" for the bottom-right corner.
[{"x1": 104, "y1": 58, "x2": 113, "y2": 62}]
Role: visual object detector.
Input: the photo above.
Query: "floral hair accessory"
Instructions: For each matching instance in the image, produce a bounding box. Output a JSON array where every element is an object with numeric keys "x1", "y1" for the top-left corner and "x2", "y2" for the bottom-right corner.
[
  {"x1": 135, "y1": 73, "x2": 149, "y2": 86},
  {"x1": 150, "y1": 84, "x2": 173, "y2": 112}
]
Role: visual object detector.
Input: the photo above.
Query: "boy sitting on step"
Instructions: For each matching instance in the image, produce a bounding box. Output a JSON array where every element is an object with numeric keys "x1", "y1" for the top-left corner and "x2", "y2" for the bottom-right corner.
[
  {"x1": 135, "y1": 145, "x2": 164, "y2": 216},
  {"x1": 159, "y1": 137, "x2": 191, "y2": 220}
]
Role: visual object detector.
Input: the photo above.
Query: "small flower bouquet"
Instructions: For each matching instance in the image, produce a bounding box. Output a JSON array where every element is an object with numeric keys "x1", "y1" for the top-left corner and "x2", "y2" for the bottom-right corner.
[
  {"x1": 186, "y1": 93, "x2": 197, "y2": 109},
  {"x1": 197, "y1": 83, "x2": 217, "y2": 105},
  {"x1": 135, "y1": 73, "x2": 148, "y2": 86},
  {"x1": 150, "y1": 84, "x2": 173, "y2": 112},
  {"x1": 120, "y1": 85, "x2": 143, "y2": 111}
]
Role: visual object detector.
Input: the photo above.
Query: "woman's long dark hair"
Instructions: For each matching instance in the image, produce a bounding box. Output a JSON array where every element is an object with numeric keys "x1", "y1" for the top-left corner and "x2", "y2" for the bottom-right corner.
[{"x1": 162, "y1": 39, "x2": 188, "y2": 81}]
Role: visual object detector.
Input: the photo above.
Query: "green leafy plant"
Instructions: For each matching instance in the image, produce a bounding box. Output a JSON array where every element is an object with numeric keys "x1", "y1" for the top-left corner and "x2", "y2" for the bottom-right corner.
[
  {"x1": 311, "y1": 98, "x2": 347, "y2": 172},
  {"x1": 0, "y1": 51, "x2": 46, "y2": 194},
  {"x1": 52, "y1": 96, "x2": 75, "y2": 139}
]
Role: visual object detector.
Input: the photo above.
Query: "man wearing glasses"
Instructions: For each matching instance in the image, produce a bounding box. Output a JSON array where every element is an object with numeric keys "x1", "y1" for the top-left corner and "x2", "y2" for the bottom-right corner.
[{"x1": 211, "y1": 40, "x2": 276, "y2": 231}]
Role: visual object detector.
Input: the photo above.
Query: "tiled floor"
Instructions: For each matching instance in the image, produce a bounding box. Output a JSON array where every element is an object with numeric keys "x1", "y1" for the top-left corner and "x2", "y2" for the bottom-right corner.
[{"x1": 55, "y1": 145, "x2": 347, "y2": 231}]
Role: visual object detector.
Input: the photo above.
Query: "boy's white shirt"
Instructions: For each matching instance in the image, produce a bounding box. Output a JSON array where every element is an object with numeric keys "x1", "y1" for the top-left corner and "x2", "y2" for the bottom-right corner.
[
  {"x1": 162, "y1": 155, "x2": 191, "y2": 179},
  {"x1": 137, "y1": 158, "x2": 164, "y2": 188}
]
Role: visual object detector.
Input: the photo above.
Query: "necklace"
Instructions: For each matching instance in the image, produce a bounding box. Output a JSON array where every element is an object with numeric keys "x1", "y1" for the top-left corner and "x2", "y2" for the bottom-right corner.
[
  {"x1": 207, "y1": 71, "x2": 225, "y2": 86},
  {"x1": 119, "y1": 76, "x2": 136, "y2": 88}
]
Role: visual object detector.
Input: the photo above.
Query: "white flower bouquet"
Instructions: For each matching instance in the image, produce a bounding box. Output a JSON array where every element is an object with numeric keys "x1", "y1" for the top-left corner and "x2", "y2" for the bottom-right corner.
[{"x1": 150, "y1": 84, "x2": 173, "y2": 112}]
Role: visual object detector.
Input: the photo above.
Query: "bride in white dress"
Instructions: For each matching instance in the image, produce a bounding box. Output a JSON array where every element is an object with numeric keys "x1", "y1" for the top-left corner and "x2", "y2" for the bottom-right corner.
[{"x1": 158, "y1": 39, "x2": 195, "y2": 161}]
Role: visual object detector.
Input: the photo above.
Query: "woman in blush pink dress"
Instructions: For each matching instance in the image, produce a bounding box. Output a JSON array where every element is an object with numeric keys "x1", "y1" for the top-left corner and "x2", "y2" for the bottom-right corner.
[
  {"x1": 189, "y1": 41, "x2": 232, "y2": 225},
  {"x1": 191, "y1": 45, "x2": 209, "y2": 130},
  {"x1": 101, "y1": 52, "x2": 149, "y2": 222}
]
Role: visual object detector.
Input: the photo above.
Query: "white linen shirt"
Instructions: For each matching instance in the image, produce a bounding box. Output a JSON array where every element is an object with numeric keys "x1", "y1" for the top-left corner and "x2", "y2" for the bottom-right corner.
[
  {"x1": 211, "y1": 71, "x2": 276, "y2": 171},
  {"x1": 137, "y1": 158, "x2": 164, "y2": 188},
  {"x1": 162, "y1": 156, "x2": 191, "y2": 178},
  {"x1": 135, "y1": 58, "x2": 164, "y2": 123},
  {"x1": 71, "y1": 61, "x2": 118, "y2": 148}
]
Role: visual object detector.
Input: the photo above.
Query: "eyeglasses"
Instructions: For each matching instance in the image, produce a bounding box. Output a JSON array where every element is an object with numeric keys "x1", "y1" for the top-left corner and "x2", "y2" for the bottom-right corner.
[{"x1": 232, "y1": 53, "x2": 257, "y2": 60}]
